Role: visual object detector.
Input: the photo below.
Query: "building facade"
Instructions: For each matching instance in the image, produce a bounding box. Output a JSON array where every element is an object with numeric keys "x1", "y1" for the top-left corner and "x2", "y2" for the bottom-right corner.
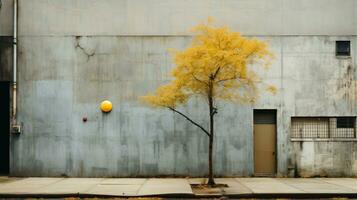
[{"x1": 0, "y1": 0, "x2": 357, "y2": 177}]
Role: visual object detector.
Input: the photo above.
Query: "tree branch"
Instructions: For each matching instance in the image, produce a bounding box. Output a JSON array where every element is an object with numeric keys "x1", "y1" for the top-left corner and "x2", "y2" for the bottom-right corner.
[
  {"x1": 212, "y1": 66, "x2": 221, "y2": 80},
  {"x1": 216, "y1": 76, "x2": 238, "y2": 83},
  {"x1": 168, "y1": 107, "x2": 210, "y2": 137},
  {"x1": 211, "y1": 56, "x2": 226, "y2": 80},
  {"x1": 244, "y1": 46, "x2": 259, "y2": 59},
  {"x1": 183, "y1": 65, "x2": 208, "y2": 86},
  {"x1": 192, "y1": 73, "x2": 208, "y2": 86}
]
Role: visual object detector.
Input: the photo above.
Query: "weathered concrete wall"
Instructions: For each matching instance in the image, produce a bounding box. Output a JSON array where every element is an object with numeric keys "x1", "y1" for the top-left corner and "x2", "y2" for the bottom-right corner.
[
  {"x1": 293, "y1": 141, "x2": 357, "y2": 177},
  {"x1": 11, "y1": 36, "x2": 256, "y2": 177},
  {"x1": 10, "y1": 35, "x2": 357, "y2": 177},
  {"x1": 17, "y1": 0, "x2": 357, "y2": 36},
  {"x1": 285, "y1": 36, "x2": 357, "y2": 177},
  {"x1": 4, "y1": 0, "x2": 357, "y2": 177}
]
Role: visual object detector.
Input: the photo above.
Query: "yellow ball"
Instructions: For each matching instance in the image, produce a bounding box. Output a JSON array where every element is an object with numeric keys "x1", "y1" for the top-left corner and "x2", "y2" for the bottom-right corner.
[{"x1": 100, "y1": 100, "x2": 113, "y2": 113}]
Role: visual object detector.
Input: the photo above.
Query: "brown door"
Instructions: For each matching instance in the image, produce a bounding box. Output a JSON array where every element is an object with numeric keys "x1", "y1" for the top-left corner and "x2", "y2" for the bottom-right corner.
[{"x1": 253, "y1": 110, "x2": 276, "y2": 176}]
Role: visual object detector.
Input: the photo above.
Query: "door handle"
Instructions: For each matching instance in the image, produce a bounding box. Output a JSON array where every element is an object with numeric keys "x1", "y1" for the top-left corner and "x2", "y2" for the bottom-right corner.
[{"x1": 272, "y1": 152, "x2": 275, "y2": 155}]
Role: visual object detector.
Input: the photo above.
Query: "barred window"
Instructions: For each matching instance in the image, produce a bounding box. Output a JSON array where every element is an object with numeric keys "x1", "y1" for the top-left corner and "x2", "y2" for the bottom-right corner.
[{"x1": 291, "y1": 117, "x2": 356, "y2": 139}]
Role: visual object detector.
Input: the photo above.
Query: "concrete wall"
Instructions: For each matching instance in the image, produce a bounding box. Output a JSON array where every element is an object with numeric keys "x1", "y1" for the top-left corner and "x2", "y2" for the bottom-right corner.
[
  {"x1": 282, "y1": 36, "x2": 357, "y2": 177},
  {"x1": 293, "y1": 141, "x2": 357, "y2": 177},
  {"x1": 11, "y1": 36, "x2": 255, "y2": 177},
  {"x1": 16, "y1": 0, "x2": 357, "y2": 36},
  {"x1": 10, "y1": 35, "x2": 357, "y2": 177},
  {"x1": 2, "y1": 0, "x2": 357, "y2": 177}
]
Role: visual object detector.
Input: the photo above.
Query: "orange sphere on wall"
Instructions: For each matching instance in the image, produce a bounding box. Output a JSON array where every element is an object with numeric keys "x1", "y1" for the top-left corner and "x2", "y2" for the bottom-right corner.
[{"x1": 100, "y1": 100, "x2": 112, "y2": 113}]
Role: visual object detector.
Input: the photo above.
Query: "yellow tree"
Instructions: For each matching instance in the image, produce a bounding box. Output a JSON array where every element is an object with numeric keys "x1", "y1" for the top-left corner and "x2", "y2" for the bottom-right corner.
[{"x1": 142, "y1": 22, "x2": 275, "y2": 185}]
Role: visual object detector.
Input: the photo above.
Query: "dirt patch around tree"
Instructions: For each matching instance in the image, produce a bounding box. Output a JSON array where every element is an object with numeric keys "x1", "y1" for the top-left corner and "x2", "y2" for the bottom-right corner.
[{"x1": 190, "y1": 183, "x2": 228, "y2": 195}]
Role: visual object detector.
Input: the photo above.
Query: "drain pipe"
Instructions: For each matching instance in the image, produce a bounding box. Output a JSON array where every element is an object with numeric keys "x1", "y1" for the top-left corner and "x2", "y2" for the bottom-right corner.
[{"x1": 12, "y1": 0, "x2": 20, "y2": 134}]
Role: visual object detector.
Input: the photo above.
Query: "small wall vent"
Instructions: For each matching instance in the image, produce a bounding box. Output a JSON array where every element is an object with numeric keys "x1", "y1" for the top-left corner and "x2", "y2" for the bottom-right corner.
[{"x1": 336, "y1": 41, "x2": 350, "y2": 56}]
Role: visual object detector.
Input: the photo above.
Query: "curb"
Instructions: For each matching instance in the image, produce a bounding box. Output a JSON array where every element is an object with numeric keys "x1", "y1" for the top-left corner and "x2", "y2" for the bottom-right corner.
[{"x1": 1, "y1": 193, "x2": 357, "y2": 199}]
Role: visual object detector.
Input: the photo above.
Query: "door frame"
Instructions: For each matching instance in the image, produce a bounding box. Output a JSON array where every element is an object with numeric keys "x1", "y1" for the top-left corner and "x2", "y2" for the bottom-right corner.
[{"x1": 253, "y1": 109, "x2": 277, "y2": 177}]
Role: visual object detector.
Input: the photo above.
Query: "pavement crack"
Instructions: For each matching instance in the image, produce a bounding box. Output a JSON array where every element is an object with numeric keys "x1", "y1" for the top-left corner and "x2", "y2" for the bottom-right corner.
[
  {"x1": 233, "y1": 178, "x2": 254, "y2": 193},
  {"x1": 31, "y1": 178, "x2": 65, "y2": 193},
  {"x1": 135, "y1": 178, "x2": 149, "y2": 195},
  {"x1": 318, "y1": 178, "x2": 357, "y2": 192},
  {"x1": 81, "y1": 178, "x2": 105, "y2": 194}
]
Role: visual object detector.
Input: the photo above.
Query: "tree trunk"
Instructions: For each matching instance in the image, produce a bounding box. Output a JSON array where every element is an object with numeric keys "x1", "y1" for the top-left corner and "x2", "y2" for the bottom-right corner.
[
  {"x1": 207, "y1": 94, "x2": 215, "y2": 185},
  {"x1": 207, "y1": 133, "x2": 215, "y2": 185}
]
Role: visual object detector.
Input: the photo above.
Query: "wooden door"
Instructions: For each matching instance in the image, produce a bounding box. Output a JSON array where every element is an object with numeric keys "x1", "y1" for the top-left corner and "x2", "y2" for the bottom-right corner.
[{"x1": 253, "y1": 110, "x2": 276, "y2": 176}]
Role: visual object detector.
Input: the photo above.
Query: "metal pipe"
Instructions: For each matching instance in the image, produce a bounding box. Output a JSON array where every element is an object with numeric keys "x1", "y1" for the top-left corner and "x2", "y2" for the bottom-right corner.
[{"x1": 12, "y1": 0, "x2": 17, "y2": 123}]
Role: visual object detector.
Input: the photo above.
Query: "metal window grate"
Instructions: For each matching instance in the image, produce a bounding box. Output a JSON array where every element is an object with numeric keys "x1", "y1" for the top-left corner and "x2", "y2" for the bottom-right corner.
[
  {"x1": 291, "y1": 118, "x2": 329, "y2": 138},
  {"x1": 291, "y1": 117, "x2": 356, "y2": 139}
]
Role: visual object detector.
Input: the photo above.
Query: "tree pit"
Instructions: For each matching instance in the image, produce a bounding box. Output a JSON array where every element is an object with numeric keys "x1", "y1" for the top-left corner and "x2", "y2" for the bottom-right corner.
[{"x1": 190, "y1": 183, "x2": 229, "y2": 195}]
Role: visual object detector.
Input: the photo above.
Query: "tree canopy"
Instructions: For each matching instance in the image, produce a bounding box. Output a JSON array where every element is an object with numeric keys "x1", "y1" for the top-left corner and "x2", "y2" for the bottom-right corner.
[{"x1": 142, "y1": 23, "x2": 275, "y2": 108}]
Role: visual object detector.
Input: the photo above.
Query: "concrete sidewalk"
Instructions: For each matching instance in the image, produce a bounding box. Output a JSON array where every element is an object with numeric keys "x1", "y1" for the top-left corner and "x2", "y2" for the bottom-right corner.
[{"x1": 1, "y1": 177, "x2": 357, "y2": 198}]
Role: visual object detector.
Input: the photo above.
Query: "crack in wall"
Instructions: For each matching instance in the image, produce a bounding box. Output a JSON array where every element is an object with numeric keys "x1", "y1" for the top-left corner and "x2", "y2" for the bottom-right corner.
[{"x1": 74, "y1": 36, "x2": 95, "y2": 61}]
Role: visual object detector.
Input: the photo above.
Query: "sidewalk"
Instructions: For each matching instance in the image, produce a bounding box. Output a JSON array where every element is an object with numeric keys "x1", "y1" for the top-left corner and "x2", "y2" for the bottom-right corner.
[{"x1": 1, "y1": 177, "x2": 357, "y2": 198}]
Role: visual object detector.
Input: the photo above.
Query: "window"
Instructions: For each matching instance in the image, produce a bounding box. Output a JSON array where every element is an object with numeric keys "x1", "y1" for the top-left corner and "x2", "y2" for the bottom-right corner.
[
  {"x1": 336, "y1": 41, "x2": 350, "y2": 56},
  {"x1": 337, "y1": 117, "x2": 355, "y2": 128},
  {"x1": 291, "y1": 117, "x2": 356, "y2": 139},
  {"x1": 291, "y1": 117, "x2": 329, "y2": 138}
]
